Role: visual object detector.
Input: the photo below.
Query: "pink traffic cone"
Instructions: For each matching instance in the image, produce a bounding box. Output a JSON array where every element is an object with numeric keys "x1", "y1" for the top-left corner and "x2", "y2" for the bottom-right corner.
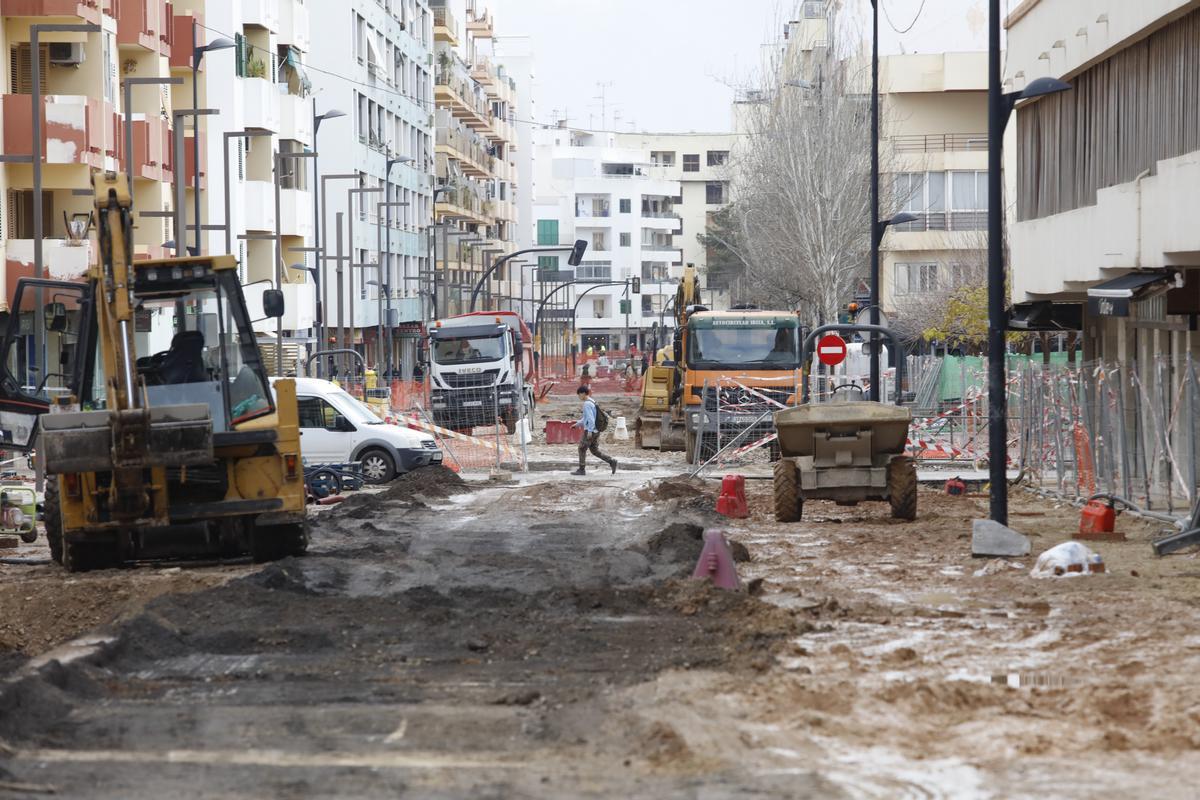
[{"x1": 691, "y1": 529, "x2": 740, "y2": 591}]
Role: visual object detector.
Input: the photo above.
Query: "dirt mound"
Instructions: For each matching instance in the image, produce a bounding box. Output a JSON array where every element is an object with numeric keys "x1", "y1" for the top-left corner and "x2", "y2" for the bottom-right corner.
[
  {"x1": 636, "y1": 477, "x2": 710, "y2": 503},
  {"x1": 380, "y1": 464, "x2": 470, "y2": 500}
]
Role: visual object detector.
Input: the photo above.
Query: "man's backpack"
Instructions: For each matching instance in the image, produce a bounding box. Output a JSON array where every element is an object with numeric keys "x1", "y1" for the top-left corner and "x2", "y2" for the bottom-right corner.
[{"x1": 593, "y1": 400, "x2": 609, "y2": 432}]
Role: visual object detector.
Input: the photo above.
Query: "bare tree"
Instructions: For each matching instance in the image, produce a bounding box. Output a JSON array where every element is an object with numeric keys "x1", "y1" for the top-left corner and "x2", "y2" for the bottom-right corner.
[{"x1": 718, "y1": 10, "x2": 888, "y2": 328}]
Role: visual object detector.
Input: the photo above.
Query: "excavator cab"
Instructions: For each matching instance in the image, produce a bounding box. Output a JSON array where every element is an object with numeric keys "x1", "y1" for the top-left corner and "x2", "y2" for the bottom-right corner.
[{"x1": 0, "y1": 172, "x2": 306, "y2": 571}]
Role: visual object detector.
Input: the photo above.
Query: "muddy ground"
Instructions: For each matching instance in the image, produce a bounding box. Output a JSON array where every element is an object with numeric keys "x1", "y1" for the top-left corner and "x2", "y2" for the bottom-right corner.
[{"x1": 1, "y1": 402, "x2": 1199, "y2": 797}]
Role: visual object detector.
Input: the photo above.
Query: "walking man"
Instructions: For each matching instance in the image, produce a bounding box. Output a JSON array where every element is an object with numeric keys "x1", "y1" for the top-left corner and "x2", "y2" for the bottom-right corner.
[{"x1": 571, "y1": 385, "x2": 617, "y2": 476}]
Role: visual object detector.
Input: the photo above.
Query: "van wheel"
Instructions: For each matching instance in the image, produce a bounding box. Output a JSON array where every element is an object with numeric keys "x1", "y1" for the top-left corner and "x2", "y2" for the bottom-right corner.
[{"x1": 360, "y1": 448, "x2": 397, "y2": 484}]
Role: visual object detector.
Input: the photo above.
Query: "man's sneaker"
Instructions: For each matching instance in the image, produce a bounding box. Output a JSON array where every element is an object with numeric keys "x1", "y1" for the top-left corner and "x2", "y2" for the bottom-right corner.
[
  {"x1": 570, "y1": 468, "x2": 586, "y2": 476},
  {"x1": 610, "y1": 459, "x2": 618, "y2": 475}
]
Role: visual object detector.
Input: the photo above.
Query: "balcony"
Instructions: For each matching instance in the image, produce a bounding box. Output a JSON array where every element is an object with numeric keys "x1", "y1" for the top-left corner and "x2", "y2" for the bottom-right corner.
[
  {"x1": 242, "y1": 0, "x2": 280, "y2": 33},
  {"x1": 277, "y1": 0, "x2": 310, "y2": 51},
  {"x1": 893, "y1": 133, "x2": 988, "y2": 153},
  {"x1": 279, "y1": 93, "x2": 313, "y2": 147},
  {"x1": 242, "y1": 77, "x2": 280, "y2": 133},
  {"x1": 279, "y1": 188, "x2": 313, "y2": 239},
  {"x1": 118, "y1": 0, "x2": 173, "y2": 56},
  {"x1": 892, "y1": 211, "x2": 987, "y2": 233},
  {"x1": 435, "y1": 126, "x2": 494, "y2": 178},
  {"x1": 243, "y1": 180, "x2": 276, "y2": 232},
  {"x1": 465, "y1": 8, "x2": 493, "y2": 38},
  {"x1": 433, "y1": 6, "x2": 460, "y2": 45},
  {"x1": 435, "y1": 67, "x2": 495, "y2": 135},
  {"x1": 641, "y1": 241, "x2": 680, "y2": 253},
  {"x1": 3, "y1": 0, "x2": 102, "y2": 24},
  {"x1": 169, "y1": 11, "x2": 198, "y2": 69},
  {"x1": 3, "y1": 94, "x2": 116, "y2": 168},
  {"x1": 575, "y1": 261, "x2": 612, "y2": 283},
  {"x1": 470, "y1": 57, "x2": 496, "y2": 87},
  {"x1": 5, "y1": 240, "x2": 94, "y2": 302},
  {"x1": 130, "y1": 116, "x2": 171, "y2": 181},
  {"x1": 183, "y1": 130, "x2": 206, "y2": 190}
]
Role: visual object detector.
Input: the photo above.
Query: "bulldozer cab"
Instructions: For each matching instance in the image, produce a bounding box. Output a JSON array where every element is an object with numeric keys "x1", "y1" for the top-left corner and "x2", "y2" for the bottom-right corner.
[{"x1": 0, "y1": 257, "x2": 274, "y2": 450}]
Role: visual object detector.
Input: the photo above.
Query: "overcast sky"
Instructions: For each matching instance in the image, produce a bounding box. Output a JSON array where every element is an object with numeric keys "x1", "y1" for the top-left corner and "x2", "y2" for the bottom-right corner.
[{"x1": 480, "y1": 0, "x2": 989, "y2": 134}]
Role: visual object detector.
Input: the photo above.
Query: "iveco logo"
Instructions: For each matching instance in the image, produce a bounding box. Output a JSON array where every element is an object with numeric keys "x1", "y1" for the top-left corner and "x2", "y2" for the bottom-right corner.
[{"x1": 461, "y1": 367, "x2": 483, "y2": 373}]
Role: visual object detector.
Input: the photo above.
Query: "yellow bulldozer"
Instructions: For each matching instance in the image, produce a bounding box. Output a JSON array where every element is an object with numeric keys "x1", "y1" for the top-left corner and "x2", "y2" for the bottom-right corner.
[
  {"x1": 635, "y1": 265, "x2": 805, "y2": 464},
  {"x1": 0, "y1": 171, "x2": 307, "y2": 571}
]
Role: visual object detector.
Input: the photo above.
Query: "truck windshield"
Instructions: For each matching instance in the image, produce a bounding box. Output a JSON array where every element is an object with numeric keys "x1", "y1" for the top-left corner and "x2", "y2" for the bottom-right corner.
[
  {"x1": 687, "y1": 324, "x2": 800, "y2": 369},
  {"x1": 432, "y1": 336, "x2": 504, "y2": 365}
]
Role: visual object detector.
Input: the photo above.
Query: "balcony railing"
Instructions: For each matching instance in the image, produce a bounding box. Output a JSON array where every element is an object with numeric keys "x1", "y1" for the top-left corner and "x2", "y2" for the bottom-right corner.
[
  {"x1": 641, "y1": 210, "x2": 679, "y2": 219},
  {"x1": 576, "y1": 207, "x2": 611, "y2": 218},
  {"x1": 892, "y1": 133, "x2": 988, "y2": 153},
  {"x1": 892, "y1": 211, "x2": 987, "y2": 233},
  {"x1": 641, "y1": 242, "x2": 677, "y2": 251},
  {"x1": 576, "y1": 262, "x2": 612, "y2": 282}
]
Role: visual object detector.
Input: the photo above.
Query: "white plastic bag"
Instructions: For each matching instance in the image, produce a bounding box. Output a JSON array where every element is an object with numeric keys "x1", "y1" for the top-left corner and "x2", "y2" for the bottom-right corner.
[{"x1": 1030, "y1": 541, "x2": 1105, "y2": 578}]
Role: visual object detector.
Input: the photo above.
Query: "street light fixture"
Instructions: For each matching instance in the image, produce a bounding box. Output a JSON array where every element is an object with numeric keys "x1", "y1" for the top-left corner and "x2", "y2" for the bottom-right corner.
[
  {"x1": 469, "y1": 240, "x2": 589, "y2": 312},
  {"x1": 191, "y1": 26, "x2": 236, "y2": 255},
  {"x1": 172, "y1": 108, "x2": 220, "y2": 257},
  {"x1": 986, "y1": 3, "x2": 1071, "y2": 525},
  {"x1": 274, "y1": 149, "x2": 318, "y2": 374}
]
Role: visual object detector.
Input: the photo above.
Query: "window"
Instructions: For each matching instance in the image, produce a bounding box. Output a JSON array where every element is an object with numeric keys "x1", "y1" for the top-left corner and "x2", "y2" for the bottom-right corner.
[
  {"x1": 619, "y1": 232, "x2": 631, "y2": 247},
  {"x1": 802, "y1": 1, "x2": 824, "y2": 19},
  {"x1": 591, "y1": 231, "x2": 607, "y2": 251},
  {"x1": 707, "y1": 150, "x2": 728, "y2": 166},
  {"x1": 536, "y1": 219, "x2": 559, "y2": 245},
  {"x1": 642, "y1": 262, "x2": 669, "y2": 282},
  {"x1": 705, "y1": 182, "x2": 726, "y2": 204},
  {"x1": 894, "y1": 263, "x2": 939, "y2": 295},
  {"x1": 682, "y1": 154, "x2": 700, "y2": 172},
  {"x1": 651, "y1": 151, "x2": 676, "y2": 167},
  {"x1": 619, "y1": 198, "x2": 631, "y2": 214},
  {"x1": 297, "y1": 396, "x2": 340, "y2": 429},
  {"x1": 950, "y1": 171, "x2": 987, "y2": 210},
  {"x1": 278, "y1": 140, "x2": 308, "y2": 191},
  {"x1": 592, "y1": 297, "x2": 607, "y2": 318},
  {"x1": 576, "y1": 262, "x2": 612, "y2": 282}
]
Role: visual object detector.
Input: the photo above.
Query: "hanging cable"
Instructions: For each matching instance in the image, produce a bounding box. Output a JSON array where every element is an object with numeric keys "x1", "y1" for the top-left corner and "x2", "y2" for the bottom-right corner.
[{"x1": 881, "y1": 0, "x2": 928, "y2": 36}]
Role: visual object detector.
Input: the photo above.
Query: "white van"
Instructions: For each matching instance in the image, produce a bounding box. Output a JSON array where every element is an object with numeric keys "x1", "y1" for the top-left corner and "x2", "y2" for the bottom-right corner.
[{"x1": 271, "y1": 377, "x2": 442, "y2": 484}]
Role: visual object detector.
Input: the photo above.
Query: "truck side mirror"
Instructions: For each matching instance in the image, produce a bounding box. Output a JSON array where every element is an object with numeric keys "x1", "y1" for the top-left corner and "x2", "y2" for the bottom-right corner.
[
  {"x1": 263, "y1": 289, "x2": 285, "y2": 319},
  {"x1": 334, "y1": 414, "x2": 355, "y2": 432},
  {"x1": 513, "y1": 335, "x2": 524, "y2": 357},
  {"x1": 45, "y1": 303, "x2": 67, "y2": 332},
  {"x1": 672, "y1": 339, "x2": 682, "y2": 364}
]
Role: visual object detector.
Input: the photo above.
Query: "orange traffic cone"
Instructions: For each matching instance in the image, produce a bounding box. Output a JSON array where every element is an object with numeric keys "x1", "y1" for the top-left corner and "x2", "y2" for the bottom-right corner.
[
  {"x1": 716, "y1": 474, "x2": 749, "y2": 518},
  {"x1": 692, "y1": 530, "x2": 740, "y2": 591}
]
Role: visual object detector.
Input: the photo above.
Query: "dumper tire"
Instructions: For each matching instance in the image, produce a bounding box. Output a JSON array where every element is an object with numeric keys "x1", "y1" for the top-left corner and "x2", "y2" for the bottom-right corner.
[
  {"x1": 43, "y1": 476, "x2": 63, "y2": 564},
  {"x1": 773, "y1": 459, "x2": 803, "y2": 522},
  {"x1": 888, "y1": 456, "x2": 918, "y2": 521},
  {"x1": 685, "y1": 430, "x2": 697, "y2": 465}
]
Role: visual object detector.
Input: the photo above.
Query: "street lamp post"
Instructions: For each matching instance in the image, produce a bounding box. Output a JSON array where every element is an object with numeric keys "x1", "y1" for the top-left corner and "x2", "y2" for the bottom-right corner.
[
  {"x1": 382, "y1": 153, "x2": 413, "y2": 374},
  {"x1": 191, "y1": 25, "x2": 235, "y2": 255},
  {"x1": 172, "y1": 108, "x2": 219, "y2": 257},
  {"x1": 377, "y1": 200, "x2": 410, "y2": 376},
  {"x1": 123, "y1": 77, "x2": 183, "y2": 191},
  {"x1": 274, "y1": 149, "x2": 318, "y2": 375},
  {"x1": 867, "y1": 0, "x2": 883, "y2": 402},
  {"x1": 347, "y1": 186, "x2": 384, "y2": 363},
  {"x1": 311, "y1": 106, "x2": 347, "y2": 375},
  {"x1": 223, "y1": 128, "x2": 272, "y2": 254},
  {"x1": 319, "y1": 174, "x2": 359, "y2": 360},
  {"x1": 985, "y1": 0, "x2": 1071, "y2": 523}
]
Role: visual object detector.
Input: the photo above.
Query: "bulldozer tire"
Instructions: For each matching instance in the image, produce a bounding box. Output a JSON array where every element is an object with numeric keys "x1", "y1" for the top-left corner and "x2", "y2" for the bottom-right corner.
[
  {"x1": 773, "y1": 459, "x2": 803, "y2": 522},
  {"x1": 768, "y1": 440, "x2": 781, "y2": 463},
  {"x1": 252, "y1": 522, "x2": 309, "y2": 563},
  {"x1": 888, "y1": 456, "x2": 918, "y2": 521},
  {"x1": 43, "y1": 476, "x2": 63, "y2": 564}
]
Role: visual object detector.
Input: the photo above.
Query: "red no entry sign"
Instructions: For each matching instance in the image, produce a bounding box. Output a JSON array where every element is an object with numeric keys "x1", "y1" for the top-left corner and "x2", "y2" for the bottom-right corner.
[{"x1": 817, "y1": 334, "x2": 848, "y2": 366}]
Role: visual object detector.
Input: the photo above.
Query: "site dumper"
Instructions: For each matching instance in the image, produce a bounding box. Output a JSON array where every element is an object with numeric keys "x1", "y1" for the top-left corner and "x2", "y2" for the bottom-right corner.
[{"x1": 771, "y1": 324, "x2": 916, "y2": 523}]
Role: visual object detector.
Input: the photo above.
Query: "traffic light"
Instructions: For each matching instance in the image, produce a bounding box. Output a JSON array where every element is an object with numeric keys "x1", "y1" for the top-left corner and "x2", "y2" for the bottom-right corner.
[
  {"x1": 567, "y1": 239, "x2": 588, "y2": 266},
  {"x1": 631, "y1": 277, "x2": 641, "y2": 294},
  {"x1": 619, "y1": 299, "x2": 632, "y2": 314}
]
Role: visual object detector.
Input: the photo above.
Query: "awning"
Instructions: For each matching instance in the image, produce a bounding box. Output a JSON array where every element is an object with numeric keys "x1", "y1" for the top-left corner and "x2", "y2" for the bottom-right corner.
[
  {"x1": 281, "y1": 48, "x2": 312, "y2": 97},
  {"x1": 1008, "y1": 301, "x2": 1083, "y2": 331},
  {"x1": 1087, "y1": 270, "x2": 1177, "y2": 317},
  {"x1": 364, "y1": 34, "x2": 383, "y2": 70}
]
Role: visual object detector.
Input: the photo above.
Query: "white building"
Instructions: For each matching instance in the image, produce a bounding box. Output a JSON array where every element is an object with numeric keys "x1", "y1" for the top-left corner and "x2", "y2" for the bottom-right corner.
[
  {"x1": 194, "y1": 0, "x2": 320, "y2": 369},
  {"x1": 614, "y1": 131, "x2": 736, "y2": 309},
  {"x1": 307, "y1": 0, "x2": 434, "y2": 375},
  {"x1": 1007, "y1": 0, "x2": 1199, "y2": 365},
  {"x1": 532, "y1": 128, "x2": 682, "y2": 352}
]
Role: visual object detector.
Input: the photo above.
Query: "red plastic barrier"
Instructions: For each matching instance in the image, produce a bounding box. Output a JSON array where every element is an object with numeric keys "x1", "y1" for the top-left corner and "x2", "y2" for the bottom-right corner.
[
  {"x1": 715, "y1": 474, "x2": 749, "y2": 519},
  {"x1": 545, "y1": 419, "x2": 583, "y2": 444}
]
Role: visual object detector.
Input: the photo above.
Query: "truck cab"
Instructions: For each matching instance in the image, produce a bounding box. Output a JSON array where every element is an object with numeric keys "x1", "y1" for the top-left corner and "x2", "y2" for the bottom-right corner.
[{"x1": 427, "y1": 312, "x2": 533, "y2": 434}]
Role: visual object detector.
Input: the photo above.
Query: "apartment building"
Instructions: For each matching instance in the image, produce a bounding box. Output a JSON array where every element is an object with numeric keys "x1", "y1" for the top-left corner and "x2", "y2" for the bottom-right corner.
[
  {"x1": 308, "y1": 0, "x2": 433, "y2": 376},
  {"x1": 429, "y1": 0, "x2": 521, "y2": 319},
  {"x1": 1, "y1": 1, "x2": 211, "y2": 384},
  {"x1": 533, "y1": 127, "x2": 683, "y2": 352},
  {"x1": 878, "y1": 52, "x2": 993, "y2": 330},
  {"x1": 614, "y1": 131, "x2": 735, "y2": 309},
  {"x1": 1007, "y1": 0, "x2": 1199, "y2": 366}
]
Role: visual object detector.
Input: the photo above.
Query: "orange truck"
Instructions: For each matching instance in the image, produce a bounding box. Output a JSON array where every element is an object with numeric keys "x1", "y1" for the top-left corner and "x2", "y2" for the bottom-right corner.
[{"x1": 635, "y1": 267, "x2": 803, "y2": 463}]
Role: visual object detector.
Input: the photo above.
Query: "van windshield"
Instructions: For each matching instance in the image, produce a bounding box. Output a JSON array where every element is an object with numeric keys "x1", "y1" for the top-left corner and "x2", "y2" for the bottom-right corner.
[{"x1": 329, "y1": 388, "x2": 383, "y2": 425}]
